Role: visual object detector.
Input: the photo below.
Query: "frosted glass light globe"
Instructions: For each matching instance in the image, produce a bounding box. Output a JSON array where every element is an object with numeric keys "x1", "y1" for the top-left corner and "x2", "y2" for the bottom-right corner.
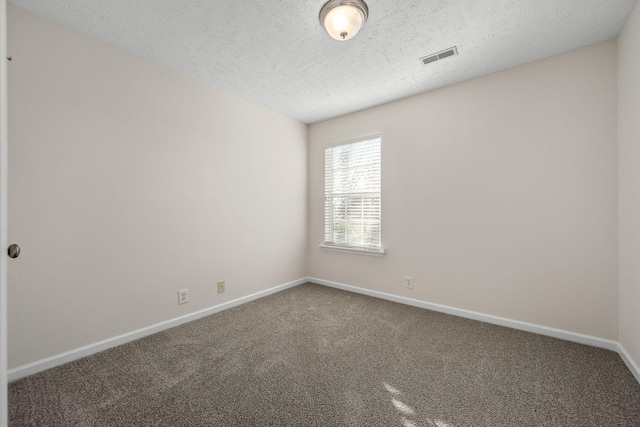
[
  {"x1": 324, "y1": 5, "x2": 364, "y2": 40},
  {"x1": 320, "y1": 0, "x2": 368, "y2": 41}
]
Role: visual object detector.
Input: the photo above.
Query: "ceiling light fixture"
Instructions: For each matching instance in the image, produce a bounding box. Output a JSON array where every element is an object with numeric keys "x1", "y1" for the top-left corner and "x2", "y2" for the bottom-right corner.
[{"x1": 320, "y1": 0, "x2": 369, "y2": 41}]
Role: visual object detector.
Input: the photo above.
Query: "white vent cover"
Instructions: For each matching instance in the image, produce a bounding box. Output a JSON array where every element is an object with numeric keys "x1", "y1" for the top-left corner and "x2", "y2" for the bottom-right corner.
[{"x1": 420, "y1": 46, "x2": 458, "y2": 65}]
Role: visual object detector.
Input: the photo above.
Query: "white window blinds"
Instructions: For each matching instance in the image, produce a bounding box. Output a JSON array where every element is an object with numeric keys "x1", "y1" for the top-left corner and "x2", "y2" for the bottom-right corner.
[{"x1": 325, "y1": 137, "x2": 381, "y2": 251}]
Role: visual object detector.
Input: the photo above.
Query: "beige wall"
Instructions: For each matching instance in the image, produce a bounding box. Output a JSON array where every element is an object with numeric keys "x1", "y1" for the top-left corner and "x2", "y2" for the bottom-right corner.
[
  {"x1": 308, "y1": 41, "x2": 619, "y2": 340},
  {"x1": 619, "y1": 3, "x2": 640, "y2": 369},
  {"x1": 7, "y1": 5, "x2": 307, "y2": 368},
  {"x1": 6, "y1": 3, "x2": 632, "y2": 373}
]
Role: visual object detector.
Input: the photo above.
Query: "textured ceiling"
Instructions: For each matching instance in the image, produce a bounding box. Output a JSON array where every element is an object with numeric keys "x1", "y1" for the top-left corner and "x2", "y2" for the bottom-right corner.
[{"x1": 8, "y1": 0, "x2": 638, "y2": 124}]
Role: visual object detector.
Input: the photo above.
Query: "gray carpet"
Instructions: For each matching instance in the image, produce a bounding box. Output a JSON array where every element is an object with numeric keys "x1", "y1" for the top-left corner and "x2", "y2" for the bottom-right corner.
[{"x1": 9, "y1": 283, "x2": 640, "y2": 426}]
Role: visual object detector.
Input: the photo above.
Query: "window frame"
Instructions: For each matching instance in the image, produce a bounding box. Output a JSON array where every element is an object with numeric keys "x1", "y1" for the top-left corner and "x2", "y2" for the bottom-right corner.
[{"x1": 321, "y1": 135, "x2": 386, "y2": 256}]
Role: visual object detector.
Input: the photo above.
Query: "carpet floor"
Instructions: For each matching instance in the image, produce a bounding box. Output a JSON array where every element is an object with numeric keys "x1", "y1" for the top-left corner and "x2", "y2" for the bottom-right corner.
[{"x1": 9, "y1": 283, "x2": 640, "y2": 426}]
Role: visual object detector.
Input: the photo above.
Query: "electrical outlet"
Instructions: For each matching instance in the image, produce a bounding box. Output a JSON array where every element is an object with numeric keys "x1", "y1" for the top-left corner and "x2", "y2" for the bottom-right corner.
[
  {"x1": 405, "y1": 277, "x2": 413, "y2": 289},
  {"x1": 217, "y1": 280, "x2": 225, "y2": 294},
  {"x1": 178, "y1": 289, "x2": 188, "y2": 304}
]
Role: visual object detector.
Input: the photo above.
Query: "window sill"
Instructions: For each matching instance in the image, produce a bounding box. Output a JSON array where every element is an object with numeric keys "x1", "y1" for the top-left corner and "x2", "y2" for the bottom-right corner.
[{"x1": 319, "y1": 244, "x2": 387, "y2": 257}]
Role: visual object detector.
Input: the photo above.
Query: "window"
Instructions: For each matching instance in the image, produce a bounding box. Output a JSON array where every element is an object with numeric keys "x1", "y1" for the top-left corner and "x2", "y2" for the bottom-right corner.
[{"x1": 324, "y1": 136, "x2": 384, "y2": 254}]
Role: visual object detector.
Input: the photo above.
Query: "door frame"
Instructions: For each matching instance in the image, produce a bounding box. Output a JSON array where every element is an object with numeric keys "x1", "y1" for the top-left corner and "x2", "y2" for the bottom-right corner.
[{"x1": 1, "y1": 0, "x2": 9, "y2": 425}]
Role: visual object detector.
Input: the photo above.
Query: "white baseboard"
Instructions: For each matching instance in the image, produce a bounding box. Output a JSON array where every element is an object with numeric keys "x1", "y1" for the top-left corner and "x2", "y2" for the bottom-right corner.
[
  {"x1": 308, "y1": 277, "x2": 620, "y2": 352},
  {"x1": 309, "y1": 277, "x2": 640, "y2": 385},
  {"x1": 10, "y1": 276, "x2": 639, "y2": 387},
  {"x1": 8, "y1": 277, "x2": 307, "y2": 382},
  {"x1": 618, "y1": 343, "x2": 640, "y2": 385}
]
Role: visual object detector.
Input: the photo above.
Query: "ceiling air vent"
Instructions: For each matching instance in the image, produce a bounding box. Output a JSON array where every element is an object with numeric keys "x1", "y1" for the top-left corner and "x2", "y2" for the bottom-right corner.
[{"x1": 420, "y1": 46, "x2": 458, "y2": 65}]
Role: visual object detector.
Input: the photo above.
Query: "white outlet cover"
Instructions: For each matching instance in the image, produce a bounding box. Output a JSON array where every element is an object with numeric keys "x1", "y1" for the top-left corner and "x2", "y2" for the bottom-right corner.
[
  {"x1": 405, "y1": 277, "x2": 413, "y2": 289},
  {"x1": 178, "y1": 289, "x2": 188, "y2": 304}
]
